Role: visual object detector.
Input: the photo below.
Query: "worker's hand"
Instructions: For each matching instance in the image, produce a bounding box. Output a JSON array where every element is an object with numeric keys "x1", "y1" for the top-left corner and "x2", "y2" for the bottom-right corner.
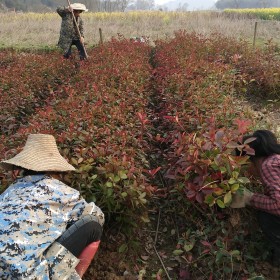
[
  {"x1": 230, "y1": 191, "x2": 246, "y2": 208},
  {"x1": 68, "y1": 6, "x2": 73, "y2": 12},
  {"x1": 243, "y1": 188, "x2": 254, "y2": 205},
  {"x1": 230, "y1": 188, "x2": 254, "y2": 208},
  {"x1": 80, "y1": 37, "x2": 85, "y2": 44}
]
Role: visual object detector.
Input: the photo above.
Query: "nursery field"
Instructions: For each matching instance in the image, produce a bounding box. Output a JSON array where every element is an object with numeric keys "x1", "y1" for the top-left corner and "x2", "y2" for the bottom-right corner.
[{"x1": 1, "y1": 13, "x2": 280, "y2": 280}]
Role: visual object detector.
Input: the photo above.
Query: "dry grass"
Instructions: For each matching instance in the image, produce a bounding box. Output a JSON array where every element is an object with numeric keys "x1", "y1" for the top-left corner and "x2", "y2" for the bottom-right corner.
[{"x1": 1, "y1": 11, "x2": 280, "y2": 49}]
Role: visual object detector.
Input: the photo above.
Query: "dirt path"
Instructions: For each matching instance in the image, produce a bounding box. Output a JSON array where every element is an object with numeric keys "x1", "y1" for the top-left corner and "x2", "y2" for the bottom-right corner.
[{"x1": 237, "y1": 94, "x2": 280, "y2": 135}]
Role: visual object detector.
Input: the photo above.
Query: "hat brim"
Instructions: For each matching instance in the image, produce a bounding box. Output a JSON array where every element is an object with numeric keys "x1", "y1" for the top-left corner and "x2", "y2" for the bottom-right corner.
[
  {"x1": 0, "y1": 161, "x2": 75, "y2": 172},
  {"x1": 70, "y1": 3, "x2": 88, "y2": 12},
  {"x1": 0, "y1": 134, "x2": 76, "y2": 172},
  {"x1": 0, "y1": 151, "x2": 76, "y2": 172},
  {"x1": 73, "y1": 9, "x2": 88, "y2": 12},
  {"x1": 0, "y1": 157, "x2": 76, "y2": 172}
]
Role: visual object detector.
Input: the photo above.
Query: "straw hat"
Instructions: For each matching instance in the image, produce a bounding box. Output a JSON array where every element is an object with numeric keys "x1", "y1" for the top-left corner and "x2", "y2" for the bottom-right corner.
[
  {"x1": 0, "y1": 134, "x2": 75, "y2": 172},
  {"x1": 70, "y1": 3, "x2": 88, "y2": 12}
]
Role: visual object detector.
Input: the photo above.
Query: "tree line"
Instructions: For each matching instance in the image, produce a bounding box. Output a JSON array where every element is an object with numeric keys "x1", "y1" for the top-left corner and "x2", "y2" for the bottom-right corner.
[
  {"x1": 216, "y1": 0, "x2": 280, "y2": 9},
  {"x1": 1, "y1": 0, "x2": 280, "y2": 12},
  {"x1": 0, "y1": 0, "x2": 133, "y2": 12}
]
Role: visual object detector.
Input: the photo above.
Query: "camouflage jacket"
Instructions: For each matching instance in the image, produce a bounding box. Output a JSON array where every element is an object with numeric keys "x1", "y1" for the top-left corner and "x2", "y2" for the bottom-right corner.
[
  {"x1": 57, "y1": 6, "x2": 84, "y2": 52},
  {"x1": 0, "y1": 174, "x2": 104, "y2": 280}
]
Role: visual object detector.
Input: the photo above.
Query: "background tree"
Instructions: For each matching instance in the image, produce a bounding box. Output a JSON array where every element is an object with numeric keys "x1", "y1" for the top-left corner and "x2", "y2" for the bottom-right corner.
[
  {"x1": 0, "y1": 0, "x2": 131, "y2": 12},
  {"x1": 101, "y1": 0, "x2": 131, "y2": 12},
  {"x1": 215, "y1": 0, "x2": 280, "y2": 9},
  {"x1": 127, "y1": 0, "x2": 155, "y2": 10},
  {"x1": 177, "y1": 2, "x2": 188, "y2": 11}
]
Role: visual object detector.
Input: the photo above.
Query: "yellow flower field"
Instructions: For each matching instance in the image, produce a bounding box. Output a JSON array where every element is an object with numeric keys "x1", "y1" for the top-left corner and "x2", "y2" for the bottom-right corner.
[{"x1": 225, "y1": 8, "x2": 280, "y2": 20}]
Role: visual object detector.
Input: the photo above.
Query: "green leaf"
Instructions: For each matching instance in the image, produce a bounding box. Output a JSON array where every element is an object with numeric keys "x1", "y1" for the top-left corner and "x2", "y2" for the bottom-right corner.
[
  {"x1": 231, "y1": 183, "x2": 240, "y2": 192},
  {"x1": 105, "y1": 181, "x2": 113, "y2": 188},
  {"x1": 237, "y1": 177, "x2": 250, "y2": 184},
  {"x1": 108, "y1": 173, "x2": 115, "y2": 180},
  {"x1": 107, "y1": 188, "x2": 113, "y2": 196},
  {"x1": 184, "y1": 242, "x2": 195, "y2": 252},
  {"x1": 121, "y1": 192, "x2": 128, "y2": 198},
  {"x1": 224, "y1": 191, "x2": 232, "y2": 205},
  {"x1": 119, "y1": 170, "x2": 128, "y2": 179},
  {"x1": 139, "y1": 192, "x2": 146, "y2": 198},
  {"x1": 140, "y1": 198, "x2": 147, "y2": 204},
  {"x1": 232, "y1": 171, "x2": 239, "y2": 179},
  {"x1": 173, "y1": 249, "x2": 184, "y2": 256},
  {"x1": 220, "y1": 167, "x2": 227, "y2": 174},
  {"x1": 228, "y1": 178, "x2": 236, "y2": 184},
  {"x1": 113, "y1": 175, "x2": 121, "y2": 183},
  {"x1": 216, "y1": 199, "x2": 225, "y2": 208},
  {"x1": 118, "y1": 243, "x2": 128, "y2": 253},
  {"x1": 216, "y1": 239, "x2": 224, "y2": 248},
  {"x1": 215, "y1": 251, "x2": 224, "y2": 263},
  {"x1": 230, "y1": 250, "x2": 240, "y2": 256},
  {"x1": 205, "y1": 194, "x2": 215, "y2": 206},
  {"x1": 79, "y1": 164, "x2": 92, "y2": 172},
  {"x1": 88, "y1": 195, "x2": 96, "y2": 203},
  {"x1": 71, "y1": 158, "x2": 78, "y2": 165}
]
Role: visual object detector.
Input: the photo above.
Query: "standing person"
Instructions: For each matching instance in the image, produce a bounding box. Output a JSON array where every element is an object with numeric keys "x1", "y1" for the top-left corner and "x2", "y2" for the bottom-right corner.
[
  {"x1": 0, "y1": 134, "x2": 104, "y2": 279},
  {"x1": 231, "y1": 130, "x2": 280, "y2": 271},
  {"x1": 57, "y1": 3, "x2": 88, "y2": 60}
]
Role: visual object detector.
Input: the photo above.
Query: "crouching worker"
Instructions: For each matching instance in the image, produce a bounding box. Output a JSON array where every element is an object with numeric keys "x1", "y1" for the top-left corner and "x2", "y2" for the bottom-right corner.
[
  {"x1": 57, "y1": 3, "x2": 88, "y2": 60},
  {"x1": 0, "y1": 134, "x2": 104, "y2": 279},
  {"x1": 231, "y1": 130, "x2": 280, "y2": 272}
]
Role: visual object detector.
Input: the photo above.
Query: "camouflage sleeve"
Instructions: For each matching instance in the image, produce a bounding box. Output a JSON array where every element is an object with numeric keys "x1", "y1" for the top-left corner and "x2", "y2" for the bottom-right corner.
[
  {"x1": 57, "y1": 6, "x2": 69, "y2": 17},
  {"x1": 63, "y1": 193, "x2": 104, "y2": 226},
  {"x1": 84, "y1": 202, "x2": 105, "y2": 226},
  {"x1": 79, "y1": 18, "x2": 84, "y2": 37}
]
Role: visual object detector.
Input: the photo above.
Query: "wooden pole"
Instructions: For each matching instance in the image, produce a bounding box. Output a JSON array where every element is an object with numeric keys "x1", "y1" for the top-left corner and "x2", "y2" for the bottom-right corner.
[
  {"x1": 99, "y1": 28, "x2": 103, "y2": 45},
  {"x1": 66, "y1": 0, "x2": 89, "y2": 59},
  {"x1": 253, "y1": 21, "x2": 258, "y2": 48}
]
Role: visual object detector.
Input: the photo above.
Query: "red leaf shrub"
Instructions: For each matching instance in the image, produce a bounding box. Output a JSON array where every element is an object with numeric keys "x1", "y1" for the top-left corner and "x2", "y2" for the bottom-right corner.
[
  {"x1": 151, "y1": 32, "x2": 255, "y2": 208},
  {"x1": 0, "y1": 50, "x2": 75, "y2": 137},
  {"x1": 0, "y1": 38, "x2": 154, "y2": 234}
]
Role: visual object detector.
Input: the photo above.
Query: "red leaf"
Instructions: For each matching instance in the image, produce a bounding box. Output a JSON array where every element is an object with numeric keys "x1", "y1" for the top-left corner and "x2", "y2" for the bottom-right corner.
[
  {"x1": 202, "y1": 249, "x2": 211, "y2": 254},
  {"x1": 186, "y1": 190, "x2": 196, "y2": 200},
  {"x1": 196, "y1": 192, "x2": 204, "y2": 204},
  {"x1": 201, "y1": 240, "x2": 211, "y2": 247},
  {"x1": 179, "y1": 268, "x2": 190, "y2": 280},
  {"x1": 234, "y1": 119, "x2": 251, "y2": 134}
]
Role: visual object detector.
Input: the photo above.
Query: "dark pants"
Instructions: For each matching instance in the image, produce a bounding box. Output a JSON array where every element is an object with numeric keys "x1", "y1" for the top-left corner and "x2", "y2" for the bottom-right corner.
[
  {"x1": 57, "y1": 215, "x2": 102, "y2": 257},
  {"x1": 258, "y1": 211, "x2": 280, "y2": 266},
  {"x1": 64, "y1": 39, "x2": 86, "y2": 60}
]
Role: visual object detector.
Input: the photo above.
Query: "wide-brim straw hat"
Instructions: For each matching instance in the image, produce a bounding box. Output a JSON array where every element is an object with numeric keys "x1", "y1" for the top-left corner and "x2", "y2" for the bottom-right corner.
[
  {"x1": 0, "y1": 134, "x2": 75, "y2": 172},
  {"x1": 70, "y1": 3, "x2": 88, "y2": 12}
]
